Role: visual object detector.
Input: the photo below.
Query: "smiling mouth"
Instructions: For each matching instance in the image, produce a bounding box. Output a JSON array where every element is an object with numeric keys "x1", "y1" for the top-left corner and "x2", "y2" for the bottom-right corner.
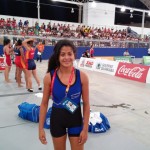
[{"x1": 64, "y1": 62, "x2": 70, "y2": 64}]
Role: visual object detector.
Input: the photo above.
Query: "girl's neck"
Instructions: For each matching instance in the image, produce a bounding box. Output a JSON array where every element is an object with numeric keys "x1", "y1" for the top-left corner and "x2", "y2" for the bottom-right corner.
[{"x1": 58, "y1": 66, "x2": 73, "y2": 74}]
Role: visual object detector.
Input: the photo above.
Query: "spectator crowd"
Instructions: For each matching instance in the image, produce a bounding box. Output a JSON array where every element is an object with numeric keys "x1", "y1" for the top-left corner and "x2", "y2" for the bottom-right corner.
[{"x1": 0, "y1": 17, "x2": 149, "y2": 48}]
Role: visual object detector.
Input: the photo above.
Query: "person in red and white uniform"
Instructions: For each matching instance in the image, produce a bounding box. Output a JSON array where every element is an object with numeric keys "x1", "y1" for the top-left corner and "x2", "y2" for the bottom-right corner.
[{"x1": 3, "y1": 38, "x2": 14, "y2": 82}]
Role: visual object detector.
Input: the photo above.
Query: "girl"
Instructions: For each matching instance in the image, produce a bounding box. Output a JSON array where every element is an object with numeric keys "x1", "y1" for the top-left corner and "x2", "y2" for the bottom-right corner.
[
  {"x1": 22, "y1": 38, "x2": 42, "y2": 92},
  {"x1": 39, "y1": 40, "x2": 90, "y2": 150},
  {"x1": 14, "y1": 39, "x2": 27, "y2": 87},
  {"x1": 3, "y1": 39, "x2": 14, "y2": 82}
]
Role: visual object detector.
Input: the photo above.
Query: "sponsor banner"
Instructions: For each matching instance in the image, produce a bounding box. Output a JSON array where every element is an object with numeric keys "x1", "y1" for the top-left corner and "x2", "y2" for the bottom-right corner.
[
  {"x1": 143, "y1": 56, "x2": 150, "y2": 65},
  {"x1": 0, "y1": 57, "x2": 5, "y2": 71},
  {"x1": 94, "y1": 59, "x2": 119, "y2": 75},
  {"x1": 146, "y1": 69, "x2": 150, "y2": 84},
  {"x1": 78, "y1": 57, "x2": 96, "y2": 71},
  {"x1": 95, "y1": 56, "x2": 114, "y2": 61},
  {"x1": 114, "y1": 56, "x2": 132, "y2": 63},
  {"x1": 84, "y1": 58, "x2": 96, "y2": 71},
  {"x1": 115, "y1": 62, "x2": 149, "y2": 83}
]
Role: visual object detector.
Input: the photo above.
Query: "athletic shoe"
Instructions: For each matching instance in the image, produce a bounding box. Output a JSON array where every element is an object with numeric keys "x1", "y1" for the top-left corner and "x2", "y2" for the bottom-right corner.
[
  {"x1": 27, "y1": 89, "x2": 33, "y2": 92},
  {"x1": 38, "y1": 86, "x2": 42, "y2": 90}
]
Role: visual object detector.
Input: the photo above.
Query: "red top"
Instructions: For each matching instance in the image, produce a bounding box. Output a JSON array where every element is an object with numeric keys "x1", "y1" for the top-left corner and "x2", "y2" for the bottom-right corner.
[{"x1": 25, "y1": 48, "x2": 35, "y2": 59}]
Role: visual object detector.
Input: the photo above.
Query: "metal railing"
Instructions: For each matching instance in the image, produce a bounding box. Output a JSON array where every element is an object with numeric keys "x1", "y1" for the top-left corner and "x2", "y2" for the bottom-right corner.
[{"x1": 0, "y1": 34, "x2": 149, "y2": 48}]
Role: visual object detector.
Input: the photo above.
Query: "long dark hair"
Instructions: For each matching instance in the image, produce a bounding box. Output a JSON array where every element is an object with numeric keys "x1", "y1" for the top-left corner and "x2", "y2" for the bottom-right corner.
[
  {"x1": 3, "y1": 39, "x2": 10, "y2": 46},
  {"x1": 27, "y1": 40, "x2": 33, "y2": 46},
  {"x1": 16, "y1": 39, "x2": 22, "y2": 46},
  {"x1": 47, "y1": 39, "x2": 76, "y2": 72}
]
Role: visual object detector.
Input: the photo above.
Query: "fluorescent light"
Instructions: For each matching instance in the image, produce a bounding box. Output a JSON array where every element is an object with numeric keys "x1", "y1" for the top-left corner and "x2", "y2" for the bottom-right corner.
[
  {"x1": 130, "y1": 13, "x2": 133, "y2": 18},
  {"x1": 71, "y1": 8, "x2": 74, "y2": 13},
  {"x1": 130, "y1": 9, "x2": 134, "y2": 13},
  {"x1": 121, "y1": 6, "x2": 126, "y2": 12}
]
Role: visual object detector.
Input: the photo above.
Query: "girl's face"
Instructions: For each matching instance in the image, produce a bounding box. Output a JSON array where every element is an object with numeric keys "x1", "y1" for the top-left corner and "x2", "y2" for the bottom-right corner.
[{"x1": 59, "y1": 46, "x2": 75, "y2": 68}]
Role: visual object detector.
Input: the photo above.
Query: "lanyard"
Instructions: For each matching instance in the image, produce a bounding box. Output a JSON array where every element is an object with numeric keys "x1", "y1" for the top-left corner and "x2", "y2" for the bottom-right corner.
[{"x1": 50, "y1": 67, "x2": 75, "y2": 100}]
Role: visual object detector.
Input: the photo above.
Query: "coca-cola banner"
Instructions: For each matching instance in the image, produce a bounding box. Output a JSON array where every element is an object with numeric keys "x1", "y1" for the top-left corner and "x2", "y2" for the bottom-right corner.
[
  {"x1": 94, "y1": 59, "x2": 119, "y2": 75},
  {"x1": 146, "y1": 69, "x2": 150, "y2": 84},
  {"x1": 115, "y1": 62, "x2": 149, "y2": 83},
  {"x1": 0, "y1": 57, "x2": 5, "y2": 71}
]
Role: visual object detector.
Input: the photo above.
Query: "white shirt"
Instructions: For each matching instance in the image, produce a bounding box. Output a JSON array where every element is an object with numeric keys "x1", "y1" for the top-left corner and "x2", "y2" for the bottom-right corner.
[{"x1": 123, "y1": 51, "x2": 130, "y2": 56}]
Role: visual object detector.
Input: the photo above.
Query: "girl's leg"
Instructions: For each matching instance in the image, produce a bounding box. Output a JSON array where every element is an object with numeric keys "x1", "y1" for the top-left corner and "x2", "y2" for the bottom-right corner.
[
  {"x1": 69, "y1": 137, "x2": 84, "y2": 150},
  {"x1": 22, "y1": 69, "x2": 28, "y2": 89},
  {"x1": 26, "y1": 70, "x2": 32, "y2": 90},
  {"x1": 17, "y1": 68, "x2": 23, "y2": 87},
  {"x1": 15, "y1": 67, "x2": 17, "y2": 82},
  {"x1": 40, "y1": 55, "x2": 42, "y2": 62},
  {"x1": 4, "y1": 66, "x2": 8, "y2": 82},
  {"x1": 32, "y1": 69, "x2": 41, "y2": 87},
  {"x1": 52, "y1": 134, "x2": 67, "y2": 150},
  {"x1": 4, "y1": 66, "x2": 11, "y2": 82}
]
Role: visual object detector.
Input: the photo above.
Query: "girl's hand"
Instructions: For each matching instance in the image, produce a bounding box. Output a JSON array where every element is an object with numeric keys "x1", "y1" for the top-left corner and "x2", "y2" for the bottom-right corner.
[
  {"x1": 39, "y1": 129, "x2": 47, "y2": 145},
  {"x1": 78, "y1": 129, "x2": 88, "y2": 145}
]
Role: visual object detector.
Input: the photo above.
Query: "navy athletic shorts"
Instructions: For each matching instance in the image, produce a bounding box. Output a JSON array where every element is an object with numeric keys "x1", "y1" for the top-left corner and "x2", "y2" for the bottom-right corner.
[
  {"x1": 50, "y1": 106, "x2": 83, "y2": 138},
  {"x1": 27, "y1": 59, "x2": 36, "y2": 70}
]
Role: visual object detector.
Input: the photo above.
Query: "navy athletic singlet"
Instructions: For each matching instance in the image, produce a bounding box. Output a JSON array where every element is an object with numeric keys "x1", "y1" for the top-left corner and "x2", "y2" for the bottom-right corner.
[
  {"x1": 50, "y1": 69, "x2": 83, "y2": 137},
  {"x1": 51, "y1": 69, "x2": 82, "y2": 108}
]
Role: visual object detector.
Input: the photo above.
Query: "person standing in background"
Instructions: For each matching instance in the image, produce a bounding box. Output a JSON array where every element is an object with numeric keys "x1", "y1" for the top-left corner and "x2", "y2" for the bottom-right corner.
[
  {"x1": 123, "y1": 49, "x2": 130, "y2": 56},
  {"x1": 90, "y1": 44, "x2": 94, "y2": 58},
  {"x1": 82, "y1": 49, "x2": 90, "y2": 58},
  {"x1": 22, "y1": 38, "x2": 42, "y2": 92},
  {"x1": 3, "y1": 39, "x2": 14, "y2": 82},
  {"x1": 14, "y1": 39, "x2": 27, "y2": 87},
  {"x1": 36, "y1": 41, "x2": 45, "y2": 63}
]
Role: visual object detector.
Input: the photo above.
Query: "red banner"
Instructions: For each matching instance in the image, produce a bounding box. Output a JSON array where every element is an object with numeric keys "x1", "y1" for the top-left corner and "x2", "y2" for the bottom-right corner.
[
  {"x1": 0, "y1": 57, "x2": 5, "y2": 71},
  {"x1": 115, "y1": 62, "x2": 149, "y2": 83}
]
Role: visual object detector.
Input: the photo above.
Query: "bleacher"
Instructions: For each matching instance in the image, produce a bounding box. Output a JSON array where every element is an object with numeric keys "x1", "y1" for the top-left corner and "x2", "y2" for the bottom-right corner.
[{"x1": 0, "y1": 15, "x2": 149, "y2": 48}]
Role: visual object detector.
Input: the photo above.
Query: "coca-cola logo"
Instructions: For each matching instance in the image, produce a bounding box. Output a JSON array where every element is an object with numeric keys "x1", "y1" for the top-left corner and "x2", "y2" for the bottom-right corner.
[{"x1": 118, "y1": 65, "x2": 145, "y2": 79}]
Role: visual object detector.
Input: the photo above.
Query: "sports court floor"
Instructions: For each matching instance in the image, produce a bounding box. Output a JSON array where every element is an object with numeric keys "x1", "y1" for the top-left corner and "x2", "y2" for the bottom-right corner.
[{"x1": 0, "y1": 59, "x2": 150, "y2": 150}]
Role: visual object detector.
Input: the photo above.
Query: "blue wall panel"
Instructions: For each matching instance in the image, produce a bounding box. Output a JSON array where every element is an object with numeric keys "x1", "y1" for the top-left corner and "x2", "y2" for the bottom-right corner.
[
  {"x1": 77, "y1": 47, "x2": 148, "y2": 58},
  {"x1": 0, "y1": 45, "x2": 148, "y2": 59},
  {"x1": 34, "y1": 46, "x2": 54, "y2": 60},
  {"x1": 0, "y1": 45, "x2": 3, "y2": 56}
]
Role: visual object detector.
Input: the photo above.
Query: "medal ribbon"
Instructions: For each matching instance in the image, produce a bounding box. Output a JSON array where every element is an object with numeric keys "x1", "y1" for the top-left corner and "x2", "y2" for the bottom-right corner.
[{"x1": 50, "y1": 67, "x2": 74, "y2": 99}]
